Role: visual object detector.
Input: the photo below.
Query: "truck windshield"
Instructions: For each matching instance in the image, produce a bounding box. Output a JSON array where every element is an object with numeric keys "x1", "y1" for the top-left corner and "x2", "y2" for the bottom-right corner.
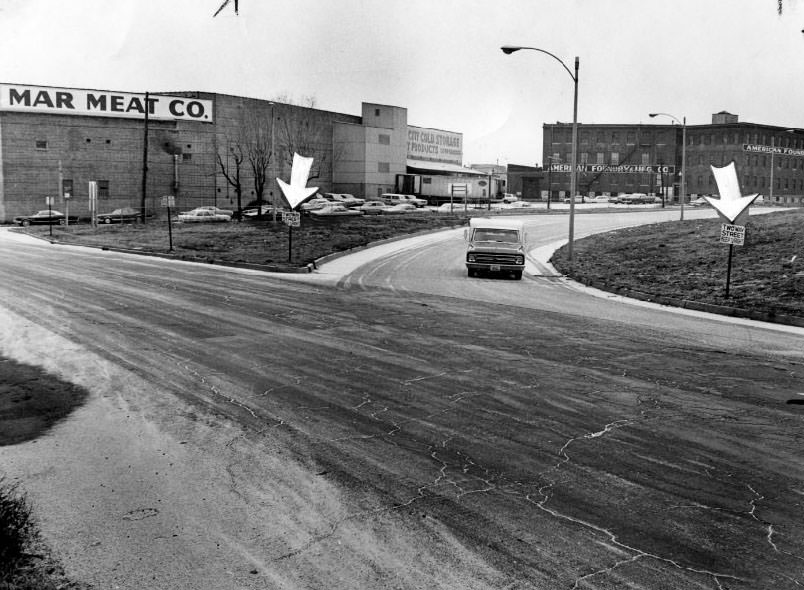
[{"x1": 473, "y1": 229, "x2": 520, "y2": 243}]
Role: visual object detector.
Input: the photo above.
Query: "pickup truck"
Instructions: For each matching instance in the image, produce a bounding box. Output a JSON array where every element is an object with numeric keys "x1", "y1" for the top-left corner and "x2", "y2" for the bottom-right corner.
[{"x1": 464, "y1": 218, "x2": 527, "y2": 280}]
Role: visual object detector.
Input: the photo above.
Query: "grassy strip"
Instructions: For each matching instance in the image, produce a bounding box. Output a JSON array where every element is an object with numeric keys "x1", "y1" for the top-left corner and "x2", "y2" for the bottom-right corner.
[
  {"x1": 1, "y1": 358, "x2": 92, "y2": 589},
  {"x1": 552, "y1": 209, "x2": 804, "y2": 318},
  {"x1": 0, "y1": 475, "x2": 89, "y2": 589},
  {"x1": 23, "y1": 214, "x2": 469, "y2": 269}
]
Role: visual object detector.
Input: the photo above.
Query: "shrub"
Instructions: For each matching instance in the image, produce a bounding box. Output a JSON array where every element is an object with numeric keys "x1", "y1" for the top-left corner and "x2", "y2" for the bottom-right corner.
[{"x1": 0, "y1": 476, "x2": 35, "y2": 572}]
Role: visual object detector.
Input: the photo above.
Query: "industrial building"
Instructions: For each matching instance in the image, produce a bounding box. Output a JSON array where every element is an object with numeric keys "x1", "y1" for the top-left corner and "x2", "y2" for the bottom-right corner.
[
  {"x1": 0, "y1": 83, "x2": 476, "y2": 222},
  {"x1": 543, "y1": 111, "x2": 804, "y2": 205}
]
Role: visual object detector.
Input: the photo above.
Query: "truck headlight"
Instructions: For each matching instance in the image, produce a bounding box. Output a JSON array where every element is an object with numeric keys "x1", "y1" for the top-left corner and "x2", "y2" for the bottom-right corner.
[
  {"x1": 516, "y1": 256, "x2": 524, "y2": 265},
  {"x1": 467, "y1": 254, "x2": 476, "y2": 263}
]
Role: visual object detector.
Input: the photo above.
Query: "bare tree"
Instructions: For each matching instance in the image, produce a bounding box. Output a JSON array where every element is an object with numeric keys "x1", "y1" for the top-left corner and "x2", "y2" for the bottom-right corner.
[
  {"x1": 217, "y1": 139, "x2": 245, "y2": 218},
  {"x1": 276, "y1": 112, "x2": 342, "y2": 186},
  {"x1": 244, "y1": 115, "x2": 272, "y2": 216}
]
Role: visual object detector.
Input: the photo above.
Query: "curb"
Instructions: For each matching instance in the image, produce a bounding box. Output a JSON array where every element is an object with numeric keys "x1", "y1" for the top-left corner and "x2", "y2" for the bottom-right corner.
[{"x1": 577, "y1": 278, "x2": 804, "y2": 329}]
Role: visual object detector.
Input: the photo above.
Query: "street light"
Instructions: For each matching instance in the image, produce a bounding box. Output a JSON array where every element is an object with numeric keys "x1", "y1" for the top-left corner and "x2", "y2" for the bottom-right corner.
[
  {"x1": 502, "y1": 45, "x2": 579, "y2": 266},
  {"x1": 649, "y1": 113, "x2": 686, "y2": 221}
]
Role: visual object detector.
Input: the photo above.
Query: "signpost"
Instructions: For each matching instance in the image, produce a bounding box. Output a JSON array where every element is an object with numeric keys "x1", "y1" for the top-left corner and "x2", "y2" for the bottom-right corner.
[
  {"x1": 161, "y1": 195, "x2": 175, "y2": 251},
  {"x1": 720, "y1": 224, "x2": 745, "y2": 298},
  {"x1": 45, "y1": 196, "x2": 54, "y2": 237},
  {"x1": 282, "y1": 211, "x2": 301, "y2": 262},
  {"x1": 88, "y1": 181, "x2": 98, "y2": 229},
  {"x1": 448, "y1": 182, "x2": 468, "y2": 212}
]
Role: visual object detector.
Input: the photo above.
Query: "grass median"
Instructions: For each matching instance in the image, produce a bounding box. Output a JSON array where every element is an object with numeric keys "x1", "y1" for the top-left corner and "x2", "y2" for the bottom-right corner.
[
  {"x1": 551, "y1": 208, "x2": 804, "y2": 320},
  {"x1": 21, "y1": 213, "x2": 469, "y2": 270}
]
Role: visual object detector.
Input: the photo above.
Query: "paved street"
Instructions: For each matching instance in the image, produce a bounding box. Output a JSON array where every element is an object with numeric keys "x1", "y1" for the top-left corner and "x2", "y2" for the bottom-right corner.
[{"x1": 0, "y1": 212, "x2": 802, "y2": 589}]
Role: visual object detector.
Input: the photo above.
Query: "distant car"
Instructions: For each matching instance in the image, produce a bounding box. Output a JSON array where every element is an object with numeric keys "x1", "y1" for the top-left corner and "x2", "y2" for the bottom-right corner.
[
  {"x1": 191, "y1": 206, "x2": 234, "y2": 217},
  {"x1": 96, "y1": 207, "x2": 140, "y2": 224},
  {"x1": 299, "y1": 198, "x2": 331, "y2": 213},
  {"x1": 614, "y1": 193, "x2": 652, "y2": 205},
  {"x1": 591, "y1": 196, "x2": 610, "y2": 203},
  {"x1": 563, "y1": 195, "x2": 584, "y2": 203},
  {"x1": 437, "y1": 201, "x2": 486, "y2": 212},
  {"x1": 177, "y1": 209, "x2": 231, "y2": 223},
  {"x1": 689, "y1": 197, "x2": 709, "y2": 207},
  {"x1": 309, "y1": 204, "x2": 363, "y2": 217},
  {"x1": 385, "y1": 203, "x2": 418, "y2": 214},
  {"x1": 242, "y1": 205, "x2": 284, "y2": 218},
  {"x1": 323, "y1": 193, "x2": 365, "y2": 207},
  {"x1": 356, "y1": 200, "x2": 392, "y2": 215},
  {"x1": 502, "y1": 193, "x2": 518, "y2": 203},
  {"x1": 13, "y1": 210, "x2": 67, "y2": 226},
  {"x1": 380, "y1": 193, "x2": 413, "y2": 206},
  {"x1": 402, "y1": 194, "x2": 428, "y2": 207}
]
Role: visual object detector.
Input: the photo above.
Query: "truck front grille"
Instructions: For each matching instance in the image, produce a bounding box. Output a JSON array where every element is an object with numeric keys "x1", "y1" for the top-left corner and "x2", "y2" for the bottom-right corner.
[{"x1": 473, "y1": 253, "x2": 522, "y2": 265}]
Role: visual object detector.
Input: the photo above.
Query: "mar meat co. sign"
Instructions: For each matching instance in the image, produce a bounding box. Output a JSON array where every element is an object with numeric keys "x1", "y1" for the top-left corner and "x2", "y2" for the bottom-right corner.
[{"x1": 0, "y1": 84, "x2": 213, "y2": 122}]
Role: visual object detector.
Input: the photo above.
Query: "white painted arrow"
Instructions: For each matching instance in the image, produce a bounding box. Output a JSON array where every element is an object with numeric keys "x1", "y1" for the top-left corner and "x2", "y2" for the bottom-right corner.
[
  {"x1": 277, "y1": 153, "x2": 319, "y2": 210},
  {"x1": 705, "y1": 162, "x2": 758, "y2": 223}
]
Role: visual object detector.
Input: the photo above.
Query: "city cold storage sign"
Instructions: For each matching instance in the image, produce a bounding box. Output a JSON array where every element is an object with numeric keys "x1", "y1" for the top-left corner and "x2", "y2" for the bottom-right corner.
[{"x1": 0, "y1": 84, "x2": 214, "y2": 122}]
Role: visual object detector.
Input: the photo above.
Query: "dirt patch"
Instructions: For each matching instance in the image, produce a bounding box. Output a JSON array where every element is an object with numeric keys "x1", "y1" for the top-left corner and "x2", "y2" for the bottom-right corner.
[{"x1": 0, "y1": 357, "x2": 89, "y2": 446}]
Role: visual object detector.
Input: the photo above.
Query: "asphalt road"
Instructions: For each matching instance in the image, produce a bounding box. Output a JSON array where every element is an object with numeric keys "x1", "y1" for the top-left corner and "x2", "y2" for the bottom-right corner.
[{"x1": 0, "y1": 210, "x2": 802, "y2": 590}]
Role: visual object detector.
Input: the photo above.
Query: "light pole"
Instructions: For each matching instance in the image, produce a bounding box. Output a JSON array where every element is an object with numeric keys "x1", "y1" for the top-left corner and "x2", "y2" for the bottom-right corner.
[
  {"x1": 502, "y1": 45, "x2": 579, "y2": 266},
  {"x1": 649, "y1": 113, "x2": 686, "y2": 220}
]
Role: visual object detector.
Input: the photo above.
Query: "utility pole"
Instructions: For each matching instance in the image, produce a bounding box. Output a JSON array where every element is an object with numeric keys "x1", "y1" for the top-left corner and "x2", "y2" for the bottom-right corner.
[{"x1": 140, "y1": 91, "x2": 150, "y2": 223}]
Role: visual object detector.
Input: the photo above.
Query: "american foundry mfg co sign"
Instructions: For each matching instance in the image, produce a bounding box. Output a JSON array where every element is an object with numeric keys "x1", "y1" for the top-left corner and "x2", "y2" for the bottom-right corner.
[
  {"x1": 548, "y1": 163, "x2": 676, "y2": 173},
  {"x1": 0, "y1": 84, "x2": 213, "y2": 122}
]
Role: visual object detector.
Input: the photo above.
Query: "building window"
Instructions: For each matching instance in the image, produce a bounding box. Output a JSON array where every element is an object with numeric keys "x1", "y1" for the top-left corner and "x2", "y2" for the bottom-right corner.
[
  {"x1": 98, "y1": 180, "x2": 110, "y2": 198},
  {"x1": 626, "y1": 132, "x2": 635, "y2": 145},
  {"x1": 580, "y1": 152, "x2": 589, "y2": 164},
  {"x1": 611, "y1": 152, "x2": 619, "y2": 165},
  {"x1": 378, "y1": 133, "x2": 390, "y2": 145},
  {"x1": 378, "y1": 162, "x2": 390, "y2": 173},
  {"x1": 182, "y1": 153, "x2": 192, "y2": 161},
  {"x1": 596, "y1": 152, "x2": 604, "y2": 164},
  {"x1": 596, "y1": 132, "x2": 605, "y2": 144},
  {"x1": 641, "y1": 152, "x2": 650, "y2": 165},
  {"x1": 704, "y1": 135, "x2": 711, "y2": 145},
  {"x1": 611, "y1": 132, "x2": 619, "y2": 144},
  {"x1": 375, "y1": 108, "x2": 381, "y2": 117},
  {"x1": 35, "y1": 140, "x2": 47, "y2": 150}
]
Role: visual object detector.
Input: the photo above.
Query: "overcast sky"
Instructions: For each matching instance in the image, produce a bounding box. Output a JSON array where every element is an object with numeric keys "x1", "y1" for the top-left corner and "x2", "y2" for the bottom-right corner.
[{"x1": 1, "y1": 0, "x2": 803, "y2": 167}]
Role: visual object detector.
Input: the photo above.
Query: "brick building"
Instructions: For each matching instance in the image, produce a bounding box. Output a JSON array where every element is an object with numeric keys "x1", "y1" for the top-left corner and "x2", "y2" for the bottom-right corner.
[
  {"x1": 0, "y1": 83, "x2": 462, "y2": 222},
  {"x1": 543, "y1": 112, "x2": 804, "y2": 205}
]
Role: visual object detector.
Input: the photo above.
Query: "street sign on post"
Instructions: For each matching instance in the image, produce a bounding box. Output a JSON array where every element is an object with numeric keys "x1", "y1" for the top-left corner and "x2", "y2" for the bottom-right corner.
[
  {"x1": 282, "y1": 211, "x2": 301, "y2": 262},
  {"x1": 720, "y1": 224, "x2": 745, "y2": 246}
]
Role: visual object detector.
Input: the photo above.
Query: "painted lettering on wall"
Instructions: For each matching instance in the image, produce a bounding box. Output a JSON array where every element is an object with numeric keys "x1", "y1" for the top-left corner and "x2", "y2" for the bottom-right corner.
[
  {"x1": 1, "y1": 84, "x2": 214, "y2": 123},
  {"x1": 407, "y1": 126, "x2": 463, "y2": 165}
]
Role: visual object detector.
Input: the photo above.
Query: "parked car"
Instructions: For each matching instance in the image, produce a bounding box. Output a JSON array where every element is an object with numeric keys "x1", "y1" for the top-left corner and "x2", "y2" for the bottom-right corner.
[
  {"x1": 591, "y1": 195, "x2": 610, "y2": 203},
  {"x1": 177, "y1": 209, "x2": 231, "y2": 223},
  {"x1": 242, "y1": 205, "x2": 284, "y2": 218},
  {"x1": 613, "y1": 193, "x2": 652, "y2": 205},
  {"x1": 356, "y1": 200, "x2": 392, "y2": 215},
  {"x1": 380, "y1": 193, "x2": 413, "y2": 206},
  {"x1": 309, "y1": 204, "x2": 363, "y2": 217},
  {"x1": 191, "y1": 206, "x2": 234, "y2": 217},
  {"x1": 299, "y1": 197, "x2": 331, "y2": 213},
  {"x1": 689, "y1": 197, "x2": 709, "y2": 207},
  {"x1": 563, "y1": 195, "x2": 584, "y2": 203},
  {"x1": 502, "y1": 193, "x2": 519, "y2": 203},
  {"x1": 13, "y1": 210, "x2": 68, "y2": 226},
  {"x1": 323, "y1": 193, "x2": 365, "y2": 207},
  {"x1": 402, "y1": 194, "x2": 428, "y2": 207},
  {"x1": 96, "y1": 207, "x2": 140, "y2": 224},
  {"x1": 385, "y1": 203, "x2": 418, "y2": 214}
]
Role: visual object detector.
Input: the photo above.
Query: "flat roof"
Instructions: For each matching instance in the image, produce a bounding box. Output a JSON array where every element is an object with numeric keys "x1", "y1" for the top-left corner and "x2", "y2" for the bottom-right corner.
[{"x1": 407, "y1": 159, "x2": 487, "y2": 176}]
